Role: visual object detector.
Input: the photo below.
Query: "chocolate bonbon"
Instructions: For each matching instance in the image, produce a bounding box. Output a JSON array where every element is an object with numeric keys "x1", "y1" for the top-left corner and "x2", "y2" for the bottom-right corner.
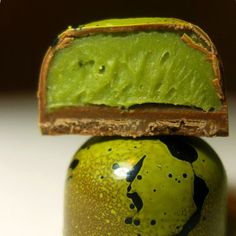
[
  {"x1": 64, "y1": 137, "x2": 227, "y2": 236},
  {"x1": 38, "y1": 18, "x2": 228, "y2": 137}
]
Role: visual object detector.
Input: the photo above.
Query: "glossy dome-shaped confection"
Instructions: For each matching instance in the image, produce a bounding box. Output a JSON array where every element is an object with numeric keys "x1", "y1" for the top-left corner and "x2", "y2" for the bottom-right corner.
[{"x1": 64, "y1": 136, "x2": 227, "y2": 236}]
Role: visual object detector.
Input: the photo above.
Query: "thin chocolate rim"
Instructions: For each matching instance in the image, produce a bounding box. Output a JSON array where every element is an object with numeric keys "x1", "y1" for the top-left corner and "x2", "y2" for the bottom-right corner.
[{"x1": 38, "y1": 20, "x2": 228, "y2": 137}]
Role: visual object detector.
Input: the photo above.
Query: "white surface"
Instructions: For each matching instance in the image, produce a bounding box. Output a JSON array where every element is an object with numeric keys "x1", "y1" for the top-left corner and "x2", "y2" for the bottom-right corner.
[{"x1": 0, "y1": 93, "x2": 235, "y2": 236}]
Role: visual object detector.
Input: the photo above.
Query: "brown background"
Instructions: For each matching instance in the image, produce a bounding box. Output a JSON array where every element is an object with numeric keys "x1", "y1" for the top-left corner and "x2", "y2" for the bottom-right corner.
[{"x1": 0, "y1": 0, "x2": 236, "y2": 91}]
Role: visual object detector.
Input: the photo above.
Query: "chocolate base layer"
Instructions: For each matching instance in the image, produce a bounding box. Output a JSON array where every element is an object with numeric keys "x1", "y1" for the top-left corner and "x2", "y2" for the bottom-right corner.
[{"x1": 40, "y1": 104, "x2": 228, "y2": 137}]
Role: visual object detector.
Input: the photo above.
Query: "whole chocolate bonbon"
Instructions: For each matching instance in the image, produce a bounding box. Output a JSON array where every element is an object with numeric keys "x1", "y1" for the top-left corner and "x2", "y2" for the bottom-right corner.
[{"x1": 64, "y1": 136, "x2": 227, "y2": 236}]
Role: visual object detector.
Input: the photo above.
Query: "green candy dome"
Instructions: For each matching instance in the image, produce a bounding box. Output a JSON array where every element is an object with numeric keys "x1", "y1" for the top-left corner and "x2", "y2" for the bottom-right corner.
[{"x1": 64, "y1": 136, "x2": 227, "y2": 236}]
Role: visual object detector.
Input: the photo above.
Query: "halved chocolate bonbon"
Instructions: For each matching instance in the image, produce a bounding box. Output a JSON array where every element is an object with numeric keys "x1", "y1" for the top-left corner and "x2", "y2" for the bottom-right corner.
[{"x1": 38, "y1": 18, "x2": 228, "y2": 137}]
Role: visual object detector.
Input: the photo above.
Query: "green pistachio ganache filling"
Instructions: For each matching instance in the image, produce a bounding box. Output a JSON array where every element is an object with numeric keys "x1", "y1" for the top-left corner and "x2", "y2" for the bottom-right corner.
[{"x1": 46, "y1": 31, "x2": 221, "y2": 112}]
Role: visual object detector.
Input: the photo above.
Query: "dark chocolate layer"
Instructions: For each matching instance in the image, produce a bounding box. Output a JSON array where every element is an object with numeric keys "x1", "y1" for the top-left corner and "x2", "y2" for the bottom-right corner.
[{"x1": 40, "y1": 104, "x2": 228, "y2": 137}]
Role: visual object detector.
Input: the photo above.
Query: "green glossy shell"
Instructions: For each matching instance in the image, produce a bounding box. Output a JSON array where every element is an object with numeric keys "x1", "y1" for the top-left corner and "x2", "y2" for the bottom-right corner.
[
  {"x1": 82, "y1": 17, "x2": 189, "y2": 28},
  {"x1": 64, "y1": 137, "x2": 227, "y2": 236}
]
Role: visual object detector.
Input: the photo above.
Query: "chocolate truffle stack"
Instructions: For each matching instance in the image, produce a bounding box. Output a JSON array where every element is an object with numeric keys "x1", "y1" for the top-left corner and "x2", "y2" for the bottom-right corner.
[{"x1": 38, "y1": 18, "x2": 228, "y2": 236}]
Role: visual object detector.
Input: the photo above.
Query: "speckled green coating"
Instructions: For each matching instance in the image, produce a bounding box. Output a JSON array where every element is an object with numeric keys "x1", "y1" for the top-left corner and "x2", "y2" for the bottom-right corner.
[{"x1": 64, "y1": 137, "x2": 227, "y2": 236}]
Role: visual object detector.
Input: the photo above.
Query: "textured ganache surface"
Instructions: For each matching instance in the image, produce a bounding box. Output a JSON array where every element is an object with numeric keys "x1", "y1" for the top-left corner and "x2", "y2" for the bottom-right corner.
[
  {"x1": 64, "y1": 136, "x2": 227, "y2": 236},
  {"x1": 46, "y1": 30, "x2": 220, "y2": 112}
]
